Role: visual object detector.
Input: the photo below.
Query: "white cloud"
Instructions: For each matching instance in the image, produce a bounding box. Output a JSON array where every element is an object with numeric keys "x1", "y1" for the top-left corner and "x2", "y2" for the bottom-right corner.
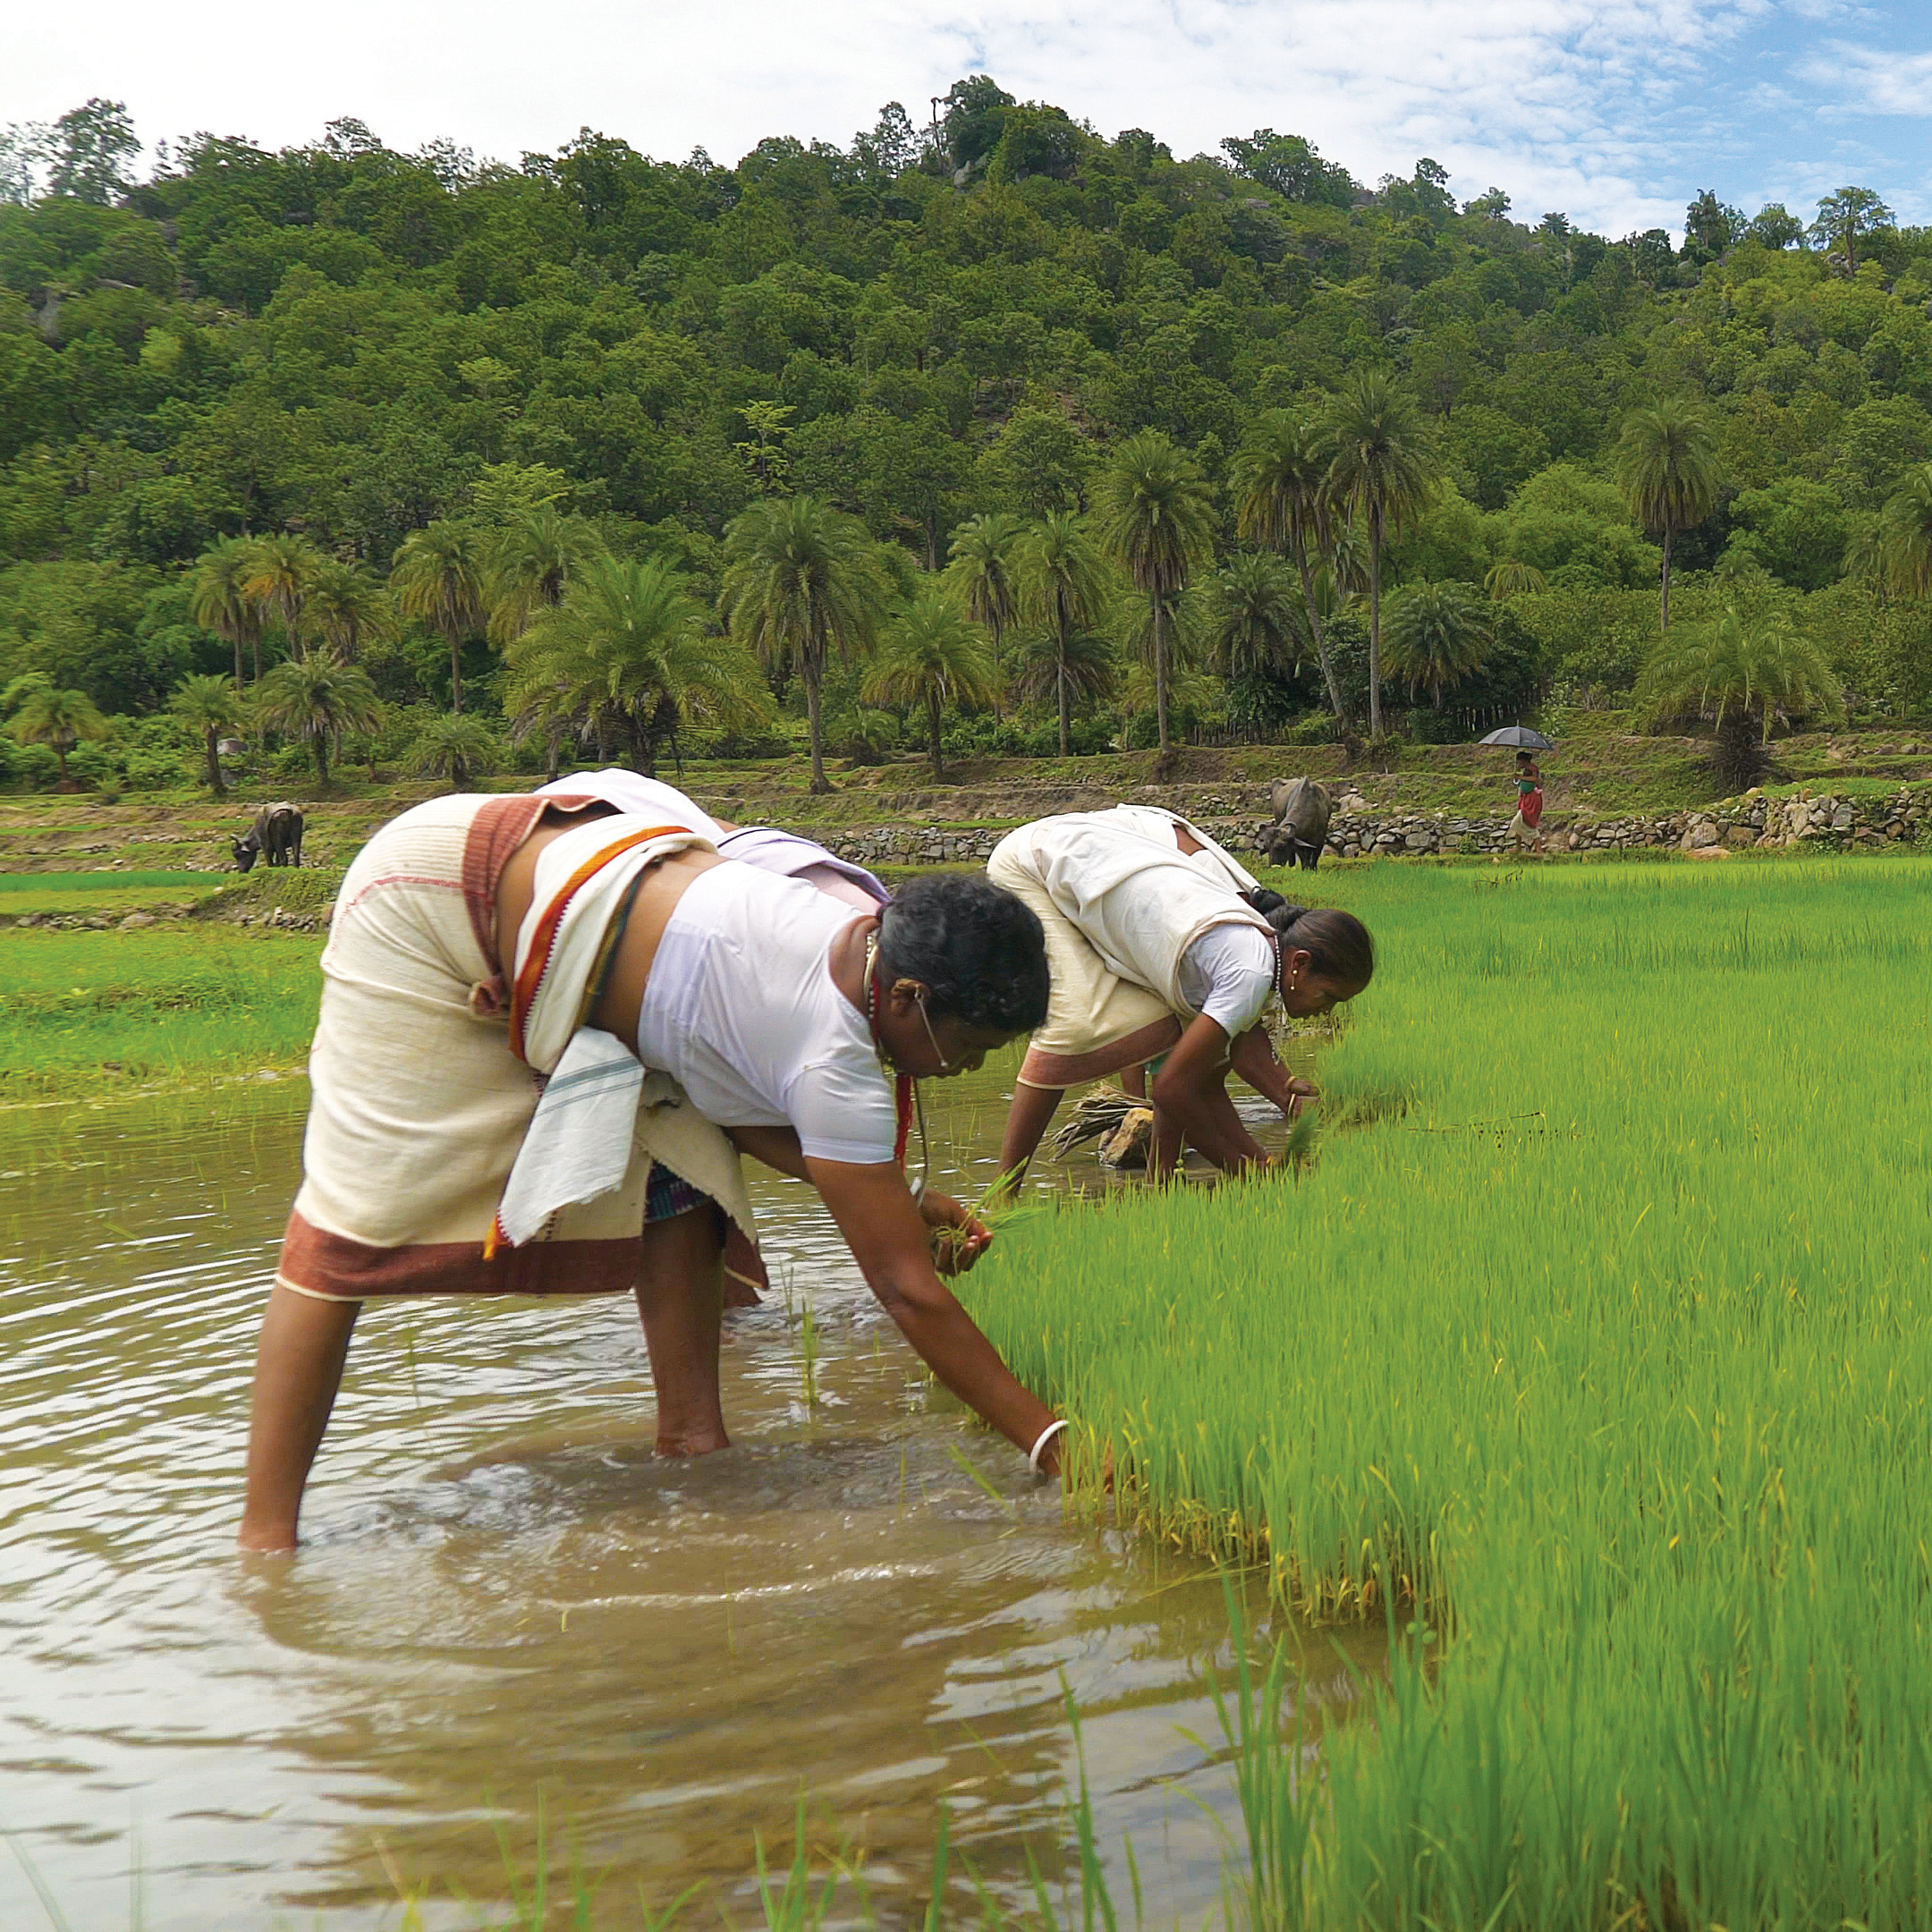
[
  {"x1": 1801, "y1": 40, "x2": 1932, "y2": 113},
  {"x1": 4, "y1": 0, "x2": 1770, "y2": 234}
]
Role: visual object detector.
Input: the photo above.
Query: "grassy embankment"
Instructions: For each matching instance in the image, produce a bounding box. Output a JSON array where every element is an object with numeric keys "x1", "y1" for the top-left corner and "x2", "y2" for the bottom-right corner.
[
  {"x1": 963, "y1": 852, "x2": 1932, "y2": 1928},
  {"x1": 3, "y1": 712, "x2": 1929, "y2": 877},
  {"x1": 0, "y1": 917, "x2": 325, "y2": 1104}
]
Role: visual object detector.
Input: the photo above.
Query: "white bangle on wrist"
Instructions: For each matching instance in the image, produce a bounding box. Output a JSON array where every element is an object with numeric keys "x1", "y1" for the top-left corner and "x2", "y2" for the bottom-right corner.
[{"x1": 1028, "y1": 1419, "x2": 1069, "y2": 1477}]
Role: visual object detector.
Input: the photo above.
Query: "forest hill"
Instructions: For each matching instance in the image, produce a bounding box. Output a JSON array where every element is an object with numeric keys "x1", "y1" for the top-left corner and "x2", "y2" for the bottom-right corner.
[{"x1": 1, "y1": 82, "x2": 1928, "y2": 801}]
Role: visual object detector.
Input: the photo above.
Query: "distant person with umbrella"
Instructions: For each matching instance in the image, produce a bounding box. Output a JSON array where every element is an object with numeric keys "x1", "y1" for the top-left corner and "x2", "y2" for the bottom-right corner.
[{"x1": 1479, "y1": 726, "x2": 1555, "y2": 856}]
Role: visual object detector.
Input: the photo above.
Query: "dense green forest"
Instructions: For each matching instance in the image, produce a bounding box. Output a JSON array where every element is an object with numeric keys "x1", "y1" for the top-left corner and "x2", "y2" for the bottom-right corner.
[{"x1": 2, "y1": 84, "x2": 1930, "y2": 797}]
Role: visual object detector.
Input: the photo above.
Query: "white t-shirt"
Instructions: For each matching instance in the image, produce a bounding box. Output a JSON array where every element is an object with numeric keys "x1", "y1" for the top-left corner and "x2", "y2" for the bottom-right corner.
[
  {"x1": 1177, "y1": 922, "x2": 1276, "y2": 1037},
  {"x1": 633, "y1": 863, "x2": 897, "y2": 1165}
]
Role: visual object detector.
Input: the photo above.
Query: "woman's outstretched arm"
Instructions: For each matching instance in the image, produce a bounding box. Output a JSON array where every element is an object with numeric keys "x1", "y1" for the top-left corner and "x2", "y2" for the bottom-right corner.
[
  {"x1": 1229, "y1": 1025, "x2": 1318, "y2": 1116},
  {"x1": 1149, "y1": 1014, "x2": 1271, "y2": 1180},
  {"x1": 807, "y1": 1157, "x2": 1063, "y2": 1470}
]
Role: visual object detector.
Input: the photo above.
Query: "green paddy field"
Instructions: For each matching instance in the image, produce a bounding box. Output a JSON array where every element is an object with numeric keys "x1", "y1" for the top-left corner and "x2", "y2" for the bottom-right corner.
[
  {"x1": 3, "y1": 847, "x2": 1928, "y2": 1925},
  {"x1": 968, "y1": 851, "x2": 1932, "y2": 1928}
]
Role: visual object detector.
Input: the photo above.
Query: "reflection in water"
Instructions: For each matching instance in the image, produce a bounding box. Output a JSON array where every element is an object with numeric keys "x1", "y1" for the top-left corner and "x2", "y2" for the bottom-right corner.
[{"x1": 0, "y1": 1057, "x2": 1378, "y2": 1928}]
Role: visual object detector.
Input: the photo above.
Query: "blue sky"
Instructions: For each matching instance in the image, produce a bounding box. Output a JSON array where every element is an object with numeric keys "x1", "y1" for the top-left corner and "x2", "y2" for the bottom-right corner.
[{"x1": 5, "y1": 1, "x2": 1931, "y2": 240}]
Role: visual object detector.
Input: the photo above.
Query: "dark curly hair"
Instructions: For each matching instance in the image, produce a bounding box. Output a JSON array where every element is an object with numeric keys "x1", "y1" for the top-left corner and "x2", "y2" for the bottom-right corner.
[
  {"x1": 1240, "y1": 890, "x2": 1376, "y2": 993},
  {"x1": 878, "y1": 874, "x2": 1049, "y2": 1033}
]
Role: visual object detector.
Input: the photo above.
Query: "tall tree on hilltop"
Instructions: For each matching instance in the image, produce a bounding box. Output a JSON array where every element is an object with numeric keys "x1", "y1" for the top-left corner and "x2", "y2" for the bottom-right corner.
[
  {"x1": 1612, "y1": 399, "x2": 1722, "y2": 634},
  {"x1": 1809, "y1": 187, "x2": 1893, "y2": 276},
  {"x1": 1231, "y1": 411, "x2": 1350, "y2": 723},
  {"x1": 1325, "y1": 373, "x2": 1439, "y2": 737},
  {"x1": 1016, "y1": 512, "x2": 1114, "y2": 756},
  {"x1": 863, "y1": 587, "x2": 996, "y2": 778},
  {"x1": 718, "y1": 496, "x2": 893, "y2": 793},
  {"x1": 1091, "y1": 431, "x2": 1215, "y2": 757},
  {"x1": 47, "y1": 98, "x2": 139, "y2": 204},
  {"x1": 392, "y1": 521, "x2": 489, "y2": 713}
]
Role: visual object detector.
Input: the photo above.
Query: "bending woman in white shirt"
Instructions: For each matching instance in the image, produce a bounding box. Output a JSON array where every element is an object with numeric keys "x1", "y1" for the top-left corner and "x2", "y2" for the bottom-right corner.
[
  {"x1": 987, "y1": 806, "x2": 1375, "y2": 1184},
  {"x1": 239, "y1": 795, "x2": 1062, "y2": 1548}
]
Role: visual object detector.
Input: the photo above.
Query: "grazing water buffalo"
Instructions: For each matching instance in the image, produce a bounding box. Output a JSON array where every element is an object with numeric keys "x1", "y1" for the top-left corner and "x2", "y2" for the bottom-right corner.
[
  {"x1": 1263, "y1": 777, "x2": 1334, "y2": 870},
  {"x1": 233, "y1": 803, "x2": 304, "y2": 873}
]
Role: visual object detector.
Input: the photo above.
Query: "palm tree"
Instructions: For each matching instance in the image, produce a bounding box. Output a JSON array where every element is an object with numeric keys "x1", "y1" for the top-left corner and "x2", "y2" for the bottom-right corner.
[
  {"x1": 507, "y1": 554, "x2": 772, "y2": 777},
  {"x1": 1325, "y1": 373, "x2": 1440, "y2": 738},
  {"x1": 408, "y1": 714, "x2": 501, "y2": 791},
  {"x1": 1383, "y1": 581, "x2": 1494, "y2": 709},
  {"x1": 1843, "y1": 513, "x2": 1890, "y2": 598},
  {"x1": 306, "y1": 561, "x2": 395, "y2": 664},
  {"x1": 8, "y1": 683, "x2": 110, "y2": 789},
  {"x1": 1483, "y1": 558, "x2": 1549, "y2": 600},
  {"x1": 487, "y1": 505, "x2": 597, "y2": 648},
  {"x1": 863, "y1": 587, "x2": 997, "y2": 777},
  {"x1": 1880, "y1": 464, "x2": 1932, "y2": 596},
  {"x1": 241, "y1": 533, "x2": 327, "y2": 662},
  {"x1": 1015, "y1": 512, "x2": 1114, "y2": 755},
  {"x1": 1090, "y1": 431, "x2": 1216, "y2": 756},
  {"x1": 188, "y1": 538, "x2": 267, "y2": 685},
  {"x1": 945, "y1": 513, "x2": 1024, "y2": 717},
  {"x1": 1611, "y1": 399, "x2": 1722, "y2": 634},
  {"x1": 1205, "y1": 552, "x2": 1299, "y2": 680},
  {"x1": 1009, "y1": 626, "x2": 1118, "y2": 738},
  {"x1": 718, "y1": 496, "x2": 894, "y2": 793},
  {"x1": 1636, "y1": 606, "x2": 1843, "y2": 791},
  {"x1": 169, "y1": 674, "x2": 243, "y2": 795},
  {"x1": 252, "y1": 658, "x2": 382, "y2": 789},
  {"x1": 391, "y1": 521, "x2": 490, "y2": 713},
  {"x1": 1231, "y1": 411, "x2": 1351, "y2": 723}
]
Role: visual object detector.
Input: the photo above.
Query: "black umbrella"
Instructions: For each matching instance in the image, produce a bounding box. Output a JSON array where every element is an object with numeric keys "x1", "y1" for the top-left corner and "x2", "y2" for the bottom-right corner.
[{"x1": 1477, "y1": 725, "x2": 1555, "y2": 750}]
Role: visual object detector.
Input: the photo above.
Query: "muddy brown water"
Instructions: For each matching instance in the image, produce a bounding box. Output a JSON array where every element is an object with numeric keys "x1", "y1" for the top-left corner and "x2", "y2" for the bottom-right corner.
[{"x1": 0, "y1": 1061, "x2": 1379, "y2": 1928}]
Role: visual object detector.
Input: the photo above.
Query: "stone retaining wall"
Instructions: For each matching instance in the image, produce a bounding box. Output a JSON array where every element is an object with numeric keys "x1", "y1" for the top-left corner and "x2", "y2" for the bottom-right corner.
[
  {"x1": 820, "y1": 788, "x2": 1928, "y2": 872},
  {"x1": 1309, "y1": 788, "x2": 1926, "y2": 860}
]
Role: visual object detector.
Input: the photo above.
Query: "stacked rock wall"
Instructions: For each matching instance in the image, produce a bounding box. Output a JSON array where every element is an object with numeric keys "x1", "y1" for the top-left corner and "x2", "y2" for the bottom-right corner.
[
  {"x1": 1306, "y1": 789, "x2": 1925, "y2": 860},
  {"x1": 817, "y1": 789, "x2": 1926, "y2": 873}
]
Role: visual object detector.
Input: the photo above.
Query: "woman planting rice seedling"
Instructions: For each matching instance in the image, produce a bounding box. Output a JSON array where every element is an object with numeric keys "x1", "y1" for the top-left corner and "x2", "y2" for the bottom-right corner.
[
  {"x1": 988, "y1": 806, "x2": 1374, "y2": 1185},
  {"x1": 238, "y1": 781, "x2": 1063, "y2": 1552}
]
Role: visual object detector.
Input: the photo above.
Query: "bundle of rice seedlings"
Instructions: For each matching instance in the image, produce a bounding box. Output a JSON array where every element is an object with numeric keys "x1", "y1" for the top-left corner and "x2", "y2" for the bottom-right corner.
[{"x1": 1047, "y1": 1084, "x2": 1138, "y2": 1159}]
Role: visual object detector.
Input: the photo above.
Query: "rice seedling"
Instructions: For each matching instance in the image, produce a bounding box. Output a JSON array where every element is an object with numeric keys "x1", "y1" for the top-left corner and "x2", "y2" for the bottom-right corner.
[{"x1": 962, "y1": 852, "x2": 1932, "y2": 1928}]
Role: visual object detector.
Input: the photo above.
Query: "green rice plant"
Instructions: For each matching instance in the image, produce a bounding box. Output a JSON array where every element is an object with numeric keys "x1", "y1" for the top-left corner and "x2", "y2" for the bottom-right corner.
[
  {"x1": 0, "y1": 928, "x2": 322, "y2": 1100},
  {"x1": 962, "y1": 852, "x2": 1932, "y2": 1928},
  {"x1": 0, "y1": 870, "x2": 214, "y2": 895}
]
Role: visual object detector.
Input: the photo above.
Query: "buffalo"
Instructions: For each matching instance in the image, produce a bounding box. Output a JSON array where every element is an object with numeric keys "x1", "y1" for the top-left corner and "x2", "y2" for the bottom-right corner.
[
  {"x1": 233, "y1": 803, "x2": 304, "y2": 873},
  {"x1": 1263, "y1": 777, "x2": 1334, "y2": 870}
]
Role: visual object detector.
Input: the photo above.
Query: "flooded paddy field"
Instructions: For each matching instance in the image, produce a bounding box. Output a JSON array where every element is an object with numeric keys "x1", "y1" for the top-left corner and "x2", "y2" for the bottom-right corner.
[{"x1": 0, "y1": 1063, "x2": 1359, "y2": 1929}]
